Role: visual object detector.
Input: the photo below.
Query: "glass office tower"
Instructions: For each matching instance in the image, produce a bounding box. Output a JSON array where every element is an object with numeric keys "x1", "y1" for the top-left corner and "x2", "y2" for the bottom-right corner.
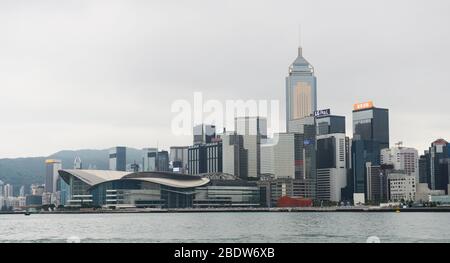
[
  {"x1": 286, "y1": 47, "x2": 317, "y2": 132},
  {"x1": 351, "y1": 106, "x2": 389, "y2": 196}
]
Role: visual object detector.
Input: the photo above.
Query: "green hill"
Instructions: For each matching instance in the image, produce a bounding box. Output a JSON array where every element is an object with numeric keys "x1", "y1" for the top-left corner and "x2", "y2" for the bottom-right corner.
[{"x1": 0, "y1": 148, "x2": 146, "y2": 194}]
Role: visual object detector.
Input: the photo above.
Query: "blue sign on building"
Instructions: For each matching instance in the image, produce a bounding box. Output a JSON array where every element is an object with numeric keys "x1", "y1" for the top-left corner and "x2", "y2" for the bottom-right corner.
[{"x1": 304, "y1": 139, "x2": 314, "y2": 146}]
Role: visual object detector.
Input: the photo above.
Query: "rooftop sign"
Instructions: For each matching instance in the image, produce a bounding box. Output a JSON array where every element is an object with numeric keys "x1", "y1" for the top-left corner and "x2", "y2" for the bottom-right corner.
[
  {"x1": 314, "y1": 109, "x2": 331, "y2": 117},
  {"x1": 353, "y1": 101, "x2": 374, "y2": 111}
]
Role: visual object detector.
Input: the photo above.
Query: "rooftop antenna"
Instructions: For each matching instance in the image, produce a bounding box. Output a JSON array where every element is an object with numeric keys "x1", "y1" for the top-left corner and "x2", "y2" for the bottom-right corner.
[{"x1": 298, "y1": 24, "x2": 303, "y2": 56}]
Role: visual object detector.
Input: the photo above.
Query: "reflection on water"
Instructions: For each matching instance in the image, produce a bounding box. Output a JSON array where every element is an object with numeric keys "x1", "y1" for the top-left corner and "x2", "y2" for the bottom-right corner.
[{"x1": 1, "y1": 212, "x2": 450, "y2": 243}]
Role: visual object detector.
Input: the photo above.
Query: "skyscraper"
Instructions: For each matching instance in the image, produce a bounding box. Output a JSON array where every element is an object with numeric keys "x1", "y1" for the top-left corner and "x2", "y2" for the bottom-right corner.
[
  {"x1": 3, "y1": 184, "x2": 13, "y2": 198},
  {"x1": 261, "y1": 133, "x2": 296, "y2": 179},
  {"x1": 19, "y1": 186, "x2": 25, "y2": 197},
  {"x1": 351, "y1": 102, "x2": 389, "y2": 197},
  {"x1": 109, "y1": 146, "x2": 126, "y2": 171},
  {"x1": 188, "y1": 142, "x2": 223, "y2": 175},
  {"x1": 170, "y1": 146, "x2": 189, "y2": 173},
  {"x1": 316, "y1": 133, "x2": 348, "y2": 202},
  {"x1": 142, "y1": 148, "x2": 158, "y2": 172},
  {"x1": 380, "y1": 145, "x2": 419, "y2": 180},
  {"x1": 427, "y1": 139, "x2": 449, "y2": 193},
  {"x1": 142, "y1": 148, "x2": 170, "y2": 172},
  {"x1": 193, "y1": 124, "x2": 217, "y2": 145},
  {"x1": 316, "y1": 115, "x2": 346, "y2": 136},
  {"x1": 234, "y1": 117, "x2": 267, "y2": 179},
  {"x1": 45, "y1": 159, "x2": 62, "y2": 193},
  {"x1": 222, "y1": 132, "x2": 246, "y2": 178},
  {"x1": 286, "y1": 116, "x2": 317, "y2": 198},
  {"x1": 286, "y1": 46, "x2": 317, "y2": 132}
]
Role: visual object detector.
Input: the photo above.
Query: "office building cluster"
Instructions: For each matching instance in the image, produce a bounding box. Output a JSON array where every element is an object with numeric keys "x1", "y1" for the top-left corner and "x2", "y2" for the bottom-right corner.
[{"x1": 4, "y1": 44, "x2": 448, "y2": 212}]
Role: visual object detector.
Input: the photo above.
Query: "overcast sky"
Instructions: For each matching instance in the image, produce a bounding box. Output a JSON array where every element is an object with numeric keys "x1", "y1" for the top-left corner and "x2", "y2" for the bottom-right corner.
[{"x1": 0, "y1": 0, "x2": 449, "y2": 158}]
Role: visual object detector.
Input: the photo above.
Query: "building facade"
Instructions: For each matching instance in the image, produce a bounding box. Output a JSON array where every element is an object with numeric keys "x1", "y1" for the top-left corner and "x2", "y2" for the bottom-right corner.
[
  {"x1": 193, "y1": 124, "x2": 216, "y2": 145},
  {"x1": 387, "y1": 173, "x2": 416, "y2": 202},
  {"x1": 45, "y1": 159, "x2": 62, "y2": 193},
  {"x1": 170, "y1": 146, "x2": 189, "y2": 173},
  {"x1": 261, "y1": 133, "x2": 295, "y2": 179},
  {"x1": 381, "y1": 146, "x2": 419, "y2": 180},
  {"x1": 316, "y1": 133, "x2": 347, "y2": 202},
  {"x1": 188, "y1": 142, "x2": 223, "y2": 175},
  {"x1": 109, "y1": 147, "x2": 126, "y2": 171},
  {"x1": 286, "y1": 46, "x2": 317, "y2": 132},
  {"x1": 316, "y1": 115, "x2": 346, "y2": 136},
  {"x1": 352, "y1": 103, "x2": 389, "y2": 197},
  {"x1": 286, "y1": 116, "x2": 317, "y2": 199}
]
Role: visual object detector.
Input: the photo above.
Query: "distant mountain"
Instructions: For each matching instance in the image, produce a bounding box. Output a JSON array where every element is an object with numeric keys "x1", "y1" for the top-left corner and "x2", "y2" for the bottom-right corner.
[{"x1": 0, "y1": 148, "x2": 146, "y2": 194}]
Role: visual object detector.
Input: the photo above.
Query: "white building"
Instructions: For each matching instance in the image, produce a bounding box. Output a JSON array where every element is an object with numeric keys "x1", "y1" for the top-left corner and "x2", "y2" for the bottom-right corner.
[
  {"x1": 234, "y1": 117, "x2": 267, "y2": 179},
  {"x1": 381, "y1": 146, "x2": 419, "y2": 180},
  {"x1": 388, "y1": 173, "x2": 416, "y2": 202},
  {"x1": 3, "y1": 184, "x2": 13, "y2": 198},
  {"x1": 74, "y1": 156, "x2": 82, "y2": 169},
  {"x1": 222, "y1": 132, "x2": 243, "y2": 177},
  {"x1": 170, "y1": 146, "x2": 189, "y2": 173},
  {"x1": 142, "y1": 148, "x2": 158, "y2": 172},
  {"x1": 45, "y1": 159, "x2": 62, "y2": 193},
  {"x1": 316, "y1": 133, "x2": 347, "y2": 202},
  {"x1": 261, "y1": 133, "x2": 295, "y2": 179}
]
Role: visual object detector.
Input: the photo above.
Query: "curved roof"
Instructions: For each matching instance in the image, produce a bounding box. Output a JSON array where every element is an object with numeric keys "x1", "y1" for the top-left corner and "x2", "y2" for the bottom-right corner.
[{"x1": 58, "y1": 169, "x2": 210, "y2": 189}]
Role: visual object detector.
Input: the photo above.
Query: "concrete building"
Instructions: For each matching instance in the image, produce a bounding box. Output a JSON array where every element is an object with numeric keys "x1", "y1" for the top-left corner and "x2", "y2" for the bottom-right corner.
[
  {"x1": 222, "y1": 132, "x2": 246, "y2": 179},
  {"x1": 170, "y1": 146, "x2": 189, "y2": 173},
  {"x1": 45, "y1": 159, "x2": 62, "y2": 193},
  {"x1": 142, "y1": 148, "x2": 158, "y2": 172},
  {"x1": 258, "y1": 178, "x2": 313, "y2": 207},
  {"x1": 222, "y1": 117, "x2": 271, "y2": 180},
  {"x1": 381, "y1": 145, "x2": 419, "y2": 180},
  {"x1": 3, "y1": 184, "x2": 13, "y2": 198},
  {"x1": 109, "y1": 147, "x2": 126, "y2": 171},
  {"x1": 19, "y1": 185, "x2": 25, "y2": 197},
  {"x1": 365, "y1": 163, "x2": 388, "y2": 202},
  {"x1": 261, "y1": 133, "x2": 295, "y2": 179},
  {"x1": 286, "y1": 45, "x2": 317, "y2": 132},
  {"x1": 193, "y1": 124, "x2": 217, "y2": 145},
  {"x1": 31, "y1": 184, "x2": 45, "y2": 196},
  {"x1": 74, "y1": 156, "x2": 82, "y2": 169},
  {"x1": 387, "y1": 173, "x2": 416, "y2": 202},
  {"x1": 286, "y1": 116, "x2": 317, "y2": 199},
  {"x1": 316, "y1": 133, "x2": 347, "y2": 202},
  {"x1": 188, "y1": 142, "x2": 222, "y2": 175}
]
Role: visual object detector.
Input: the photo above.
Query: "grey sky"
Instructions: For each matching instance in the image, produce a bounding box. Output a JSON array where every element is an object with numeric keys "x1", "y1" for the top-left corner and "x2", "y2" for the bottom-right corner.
[{"x1": 0, "y1": 0, "x2": 449, "y2": 158}]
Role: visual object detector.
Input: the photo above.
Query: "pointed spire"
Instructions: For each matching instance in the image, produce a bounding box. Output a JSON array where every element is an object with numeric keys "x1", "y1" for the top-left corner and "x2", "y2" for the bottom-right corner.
[{"x1": 298, "y1": 24, "x2": 302, "y2": 55}]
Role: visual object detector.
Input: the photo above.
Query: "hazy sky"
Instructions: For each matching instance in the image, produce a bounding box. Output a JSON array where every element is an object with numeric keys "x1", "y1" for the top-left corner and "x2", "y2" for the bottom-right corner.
[{"x1": 0, "y1": 0, "x2": 449, "y2": 158}]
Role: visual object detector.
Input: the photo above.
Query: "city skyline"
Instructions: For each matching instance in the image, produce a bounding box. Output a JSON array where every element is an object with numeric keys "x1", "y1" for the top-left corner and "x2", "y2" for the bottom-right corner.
[{"x1": 1, "y1": 0, "x2": 449, "y2": 158}]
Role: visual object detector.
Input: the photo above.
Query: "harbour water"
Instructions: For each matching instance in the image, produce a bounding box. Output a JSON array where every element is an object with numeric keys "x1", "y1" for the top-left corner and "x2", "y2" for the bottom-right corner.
[{"x1": 1, "y1": 212, "x2": 449, "y2": 243}]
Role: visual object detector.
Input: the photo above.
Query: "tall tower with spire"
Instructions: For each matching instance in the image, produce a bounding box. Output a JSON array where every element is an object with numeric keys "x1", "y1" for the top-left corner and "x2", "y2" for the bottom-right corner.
[{"x1": 285, "y1": 45, "x2": 317, "y2": 132}]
